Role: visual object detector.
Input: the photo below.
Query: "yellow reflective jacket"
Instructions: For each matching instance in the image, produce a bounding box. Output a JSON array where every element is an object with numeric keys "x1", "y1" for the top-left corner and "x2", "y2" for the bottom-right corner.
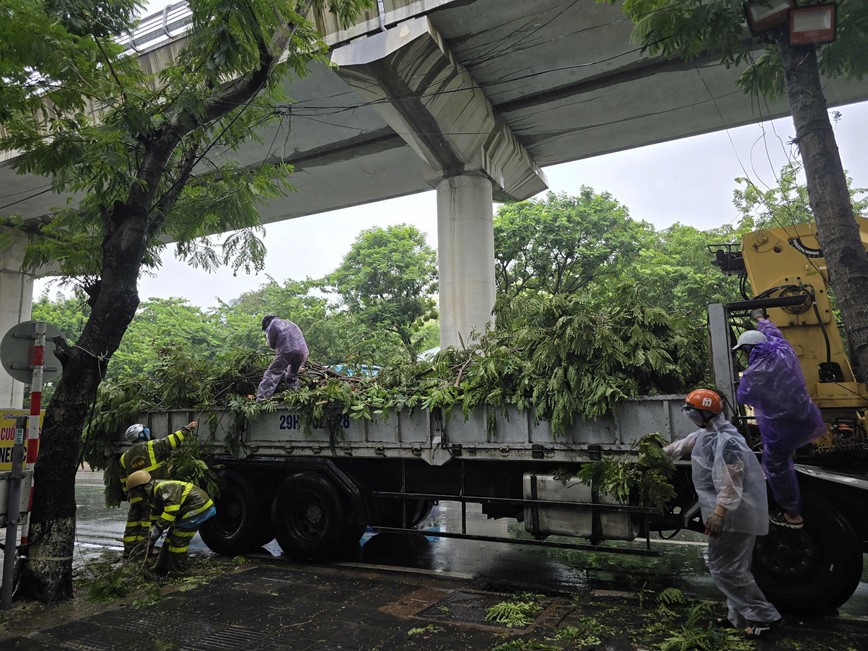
[
  {"x1": 119, "y1": 427, "x2": 189, "y2": 491},
  {"x1": 147, "y1": 480, "x2": 214, "y2": 531}
]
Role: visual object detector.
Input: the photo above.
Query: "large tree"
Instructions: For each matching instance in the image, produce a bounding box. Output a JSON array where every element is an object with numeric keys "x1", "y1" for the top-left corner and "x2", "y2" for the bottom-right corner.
[
  {"x1": 622, "y1": 222, "x2": 742, "y2": 321},
  {"x1": 329, "y1": 224, "x2": 438, "y2": 362},
  {"x1": 612, "y1": 0, "x2": 868, "y2": 378},
  {"x1": 493, "y1": 188, "x2": 651, "y2": 299},
  {"x1": 1, "y1": 0, "x2": 370, "y2": 603}
]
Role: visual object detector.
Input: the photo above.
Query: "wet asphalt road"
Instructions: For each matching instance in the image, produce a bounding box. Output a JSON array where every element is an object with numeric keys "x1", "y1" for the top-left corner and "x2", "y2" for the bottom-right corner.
[{"x1": 72, "y1": 469, "x2": 868, "y2": 622}]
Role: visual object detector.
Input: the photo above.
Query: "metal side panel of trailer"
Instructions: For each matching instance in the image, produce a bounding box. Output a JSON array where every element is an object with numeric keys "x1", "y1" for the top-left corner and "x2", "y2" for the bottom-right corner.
[{"x1": 137, "y1": 396, "x2": 695, "y2": 465}]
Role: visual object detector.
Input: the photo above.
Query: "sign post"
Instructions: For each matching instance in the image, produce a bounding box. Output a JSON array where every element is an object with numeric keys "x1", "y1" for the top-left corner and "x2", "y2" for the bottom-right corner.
[
  {"x1": 1, "y1": 416, "x2": 28, "y2": 609},
  {"x1": 23, "y1": 322, "x2": 45, "y2": 548},
  {"x1": 0, "y1": 321, "x2": 61, "y2": 609}
]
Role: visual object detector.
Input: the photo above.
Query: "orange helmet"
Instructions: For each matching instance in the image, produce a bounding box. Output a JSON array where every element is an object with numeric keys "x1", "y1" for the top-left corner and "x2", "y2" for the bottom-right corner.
[{"x1": 684, "y1": 389, "x2": 723, "y2": 414}]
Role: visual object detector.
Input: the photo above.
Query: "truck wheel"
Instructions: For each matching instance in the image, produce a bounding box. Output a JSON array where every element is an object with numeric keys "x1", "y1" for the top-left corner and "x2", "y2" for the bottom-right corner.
[
  {"x1": 199, "y1": 469, "x2": 270, "y2": 555},
  {"x1": 272, "y1": 472, "x2": 346, "y2": 561},
  {"x1": 753, "y1": 492, "x2": 863, "y2": 613}
]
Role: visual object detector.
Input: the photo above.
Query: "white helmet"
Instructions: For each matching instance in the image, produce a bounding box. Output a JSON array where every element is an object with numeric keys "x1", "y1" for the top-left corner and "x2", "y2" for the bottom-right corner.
[
  {"x1": 124, "y1": 424, "x2": 150, "y2": 443},
  {"x1": 732, "y1": 330, "x2": 767, "y2": 351}
]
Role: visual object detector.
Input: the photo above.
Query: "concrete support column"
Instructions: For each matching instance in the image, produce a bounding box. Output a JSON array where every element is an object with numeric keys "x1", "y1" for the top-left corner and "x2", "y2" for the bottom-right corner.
[
  {"x1": 436, "y1": 174, "x2": 495, "y2": 349},
  {"x1": 0, "y1": 235, "x2": 34, "y2": 408}
]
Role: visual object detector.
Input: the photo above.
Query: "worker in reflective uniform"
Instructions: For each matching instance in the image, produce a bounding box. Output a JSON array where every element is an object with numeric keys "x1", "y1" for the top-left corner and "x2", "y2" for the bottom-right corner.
[
  {"x1": 120, "y1": 420, "x2": 198, "y2": 557},
  {"x1": 126, "y1": 470, "x2": 216, "y2": 575}
]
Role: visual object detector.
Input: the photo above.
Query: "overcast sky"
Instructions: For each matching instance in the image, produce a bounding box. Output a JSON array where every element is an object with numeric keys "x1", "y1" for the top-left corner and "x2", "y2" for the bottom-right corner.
[{"x1": 34, "y1": 4, "x2": 868, "y2": 309}]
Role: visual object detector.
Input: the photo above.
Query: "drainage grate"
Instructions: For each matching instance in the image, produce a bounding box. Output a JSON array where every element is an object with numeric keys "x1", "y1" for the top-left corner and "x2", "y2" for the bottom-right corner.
[
  {"x1": 116, "y1": 616, "x2": 160, "y2": 634},
  {"x1": 179, "y1": 626, "x2": 269, "y2": 650},
  {"x1": 57, "y1": 634, "x2": 114, "y2": 651},
  {"x1": 415, "y1": 590, "x2": 526, "y2": 628}
]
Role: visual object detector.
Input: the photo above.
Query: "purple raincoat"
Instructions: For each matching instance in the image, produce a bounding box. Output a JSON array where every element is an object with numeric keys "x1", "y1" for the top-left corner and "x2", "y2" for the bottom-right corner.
[
  {"x1": 255, "y1": 318, "x2": 309, "y2": 400},
  {"x1": 735, "y1": 319, "x2": 825, "y2": 450}
]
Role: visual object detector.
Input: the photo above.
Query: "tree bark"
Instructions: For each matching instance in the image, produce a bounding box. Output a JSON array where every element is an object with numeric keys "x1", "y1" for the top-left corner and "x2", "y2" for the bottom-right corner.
[
  {"x1": 777, "y1": 37, "x2": 868, "y2": 380},
  {"x1": 18, "y1": 204, "x2": 144, "y2": 603}
]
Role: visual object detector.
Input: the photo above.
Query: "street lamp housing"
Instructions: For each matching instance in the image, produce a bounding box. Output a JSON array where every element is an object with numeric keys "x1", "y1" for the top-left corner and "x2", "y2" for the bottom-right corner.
[
  {"x1": 743, "y1": 0, "x2": 795, "y2": 36},
  {"x1": 789, "y1": 4, "x2": 838, "y2": 46}
]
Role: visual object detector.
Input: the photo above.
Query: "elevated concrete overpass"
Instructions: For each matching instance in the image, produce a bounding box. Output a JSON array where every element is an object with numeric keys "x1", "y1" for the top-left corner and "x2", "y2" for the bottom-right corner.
[{"x1": 2, "y1": 0, "x2": 868, "y2": 405}]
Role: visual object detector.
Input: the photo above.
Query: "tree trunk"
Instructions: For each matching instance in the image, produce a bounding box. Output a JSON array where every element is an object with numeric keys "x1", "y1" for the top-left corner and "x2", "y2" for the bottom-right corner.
[
  {"x1": 17, "y1": 209, "x2": 144, "y2": 603},
  {"x1": 12, "y1": 2, "x2": 338, "y2": 602},
  {"x1": 777, "y1": 37, "x2": 868, "y2": 380}
]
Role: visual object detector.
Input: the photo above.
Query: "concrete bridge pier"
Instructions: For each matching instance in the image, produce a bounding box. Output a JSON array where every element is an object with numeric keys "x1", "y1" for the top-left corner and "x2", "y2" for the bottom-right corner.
[
  {"x1": 436, "y1": 175, "x2": 495, "y2": 349},
  {"x1": 332, "y1": 16, "x2": 547, "y2": 349},
  {"x1": 0, "y1": 233, "x2": 35, "y2": 408}
]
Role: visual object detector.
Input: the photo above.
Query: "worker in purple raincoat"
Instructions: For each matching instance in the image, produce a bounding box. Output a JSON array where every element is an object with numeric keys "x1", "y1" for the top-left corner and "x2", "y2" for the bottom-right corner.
[
  {"x1": 734, "y1": 317, "x2": 826, "y2": 529},
  {"x1": 255, "y1": 315, "x2": 309, "y2": 400}
]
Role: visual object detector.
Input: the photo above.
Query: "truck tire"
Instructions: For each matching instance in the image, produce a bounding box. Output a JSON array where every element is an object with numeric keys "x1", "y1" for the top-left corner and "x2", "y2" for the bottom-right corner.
[
  {"x1": 199, "y1": 469, "x2": 272, "y2": 555},
  {"x1": 753, "y1": 492, "x2": 863, "y2": 613},
  {"x1": 272, "y1": 472, "x2": 347, "y2": 561}
]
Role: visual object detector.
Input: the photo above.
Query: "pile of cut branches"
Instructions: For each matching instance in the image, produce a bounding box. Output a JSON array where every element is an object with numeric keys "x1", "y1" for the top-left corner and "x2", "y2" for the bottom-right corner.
[{"x1": 84, "y1": 292, "x2": 706, "y2": 470}]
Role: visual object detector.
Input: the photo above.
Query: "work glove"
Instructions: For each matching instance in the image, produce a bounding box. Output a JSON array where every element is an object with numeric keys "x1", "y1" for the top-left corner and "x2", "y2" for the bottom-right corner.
[
  {"x1": 186, "y1": 420, "x2": 198, "y2": 431},
  {"x1": 749, "y1": 308, "x2": 765, "y2": 321},
  {"x1": 149, "y1": 526, "x2": 163, "y2": 544},
  {"x1": 705, "y1": 512, "x2": 724, "y2": 537}
]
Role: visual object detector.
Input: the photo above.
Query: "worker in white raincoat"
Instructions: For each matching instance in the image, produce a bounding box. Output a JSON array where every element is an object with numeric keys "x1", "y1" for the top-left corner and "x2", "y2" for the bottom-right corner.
[{"x1": 664, "y1": 389, "x2": 782, "y2": 639}]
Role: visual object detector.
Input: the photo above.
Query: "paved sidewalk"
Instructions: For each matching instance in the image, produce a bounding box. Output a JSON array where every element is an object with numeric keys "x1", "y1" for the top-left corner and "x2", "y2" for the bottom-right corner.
[{"x1": 2, "y1": 557, "x2": 868, "y2": 650}]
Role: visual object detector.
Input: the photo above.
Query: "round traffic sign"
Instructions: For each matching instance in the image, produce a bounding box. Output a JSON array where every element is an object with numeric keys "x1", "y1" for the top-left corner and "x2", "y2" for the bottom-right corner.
[{"x1": 0, "y1": 321, "x2": 64, "y2": 383}]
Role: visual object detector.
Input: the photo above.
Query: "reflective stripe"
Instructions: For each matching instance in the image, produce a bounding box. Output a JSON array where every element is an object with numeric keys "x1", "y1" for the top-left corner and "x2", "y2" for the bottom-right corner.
[
  {"x1": 168, "y1": 544, "x2": 190, "y2": 553},
  {"x1": 169, "y1": 430, "x2": 185, "y2": 449},
  {"x1": 129, "y1": 495, "x2": 142, "y2": 504},
  {"x1": 172, "y1": 531, "x2": 196, "y2": 540},
  {"x1": 176, "y1": 505, "x2": 216, "y2": 530},
  {"x1": 187, "y1": 499, "x2": 214, "y2": 517},
  {"x1": 147, "y1": 443, "x2": 157, "y2": 468}
]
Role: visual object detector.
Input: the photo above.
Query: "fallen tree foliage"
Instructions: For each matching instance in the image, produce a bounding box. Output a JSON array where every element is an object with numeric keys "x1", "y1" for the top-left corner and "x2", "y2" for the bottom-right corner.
[{"x1": 85, "y1": 291, "x2": 706, "y2": 473}]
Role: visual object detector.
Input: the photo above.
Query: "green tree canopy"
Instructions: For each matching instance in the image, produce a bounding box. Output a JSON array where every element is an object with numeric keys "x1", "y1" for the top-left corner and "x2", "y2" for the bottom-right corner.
[
  {"x1": 0, "y1": 0, "x2": 141, "y2": 121},
  {"x1": 617, "y1": 0, "x2": 868, "y2": 96},
  {"x1": 609, "y1": 0, "x2": 868, "y2": 387},
  {"x1": 329, "y1": 224, "x2": 438, "y2": 362},
  {"x1": 623, "y1": 222, "x2": 741, "y2": 322},
  {"x1": 733, "y1": 161, "x2": 868, "y2": 232},
  {"x1": 493, "y1": 188, "x2": 652, "y2": 299}
]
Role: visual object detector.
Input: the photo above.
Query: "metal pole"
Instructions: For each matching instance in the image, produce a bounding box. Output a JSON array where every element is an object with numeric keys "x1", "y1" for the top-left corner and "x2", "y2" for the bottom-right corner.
[
  {"x1": 21, "y1": 322, "x2": 44, "y2": 545},
  {"x1": 1, "y1": 415, "x2": 28, "y2": 609}
]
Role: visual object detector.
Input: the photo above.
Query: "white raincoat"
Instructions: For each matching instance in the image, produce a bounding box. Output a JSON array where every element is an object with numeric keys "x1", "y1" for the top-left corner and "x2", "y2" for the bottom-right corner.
[
  {"x1": 664, "y1": 413, "x2": 780, "y2": 628},
  {"x1": 665, "y1": 414, "x2": 768, "y2": 535}
]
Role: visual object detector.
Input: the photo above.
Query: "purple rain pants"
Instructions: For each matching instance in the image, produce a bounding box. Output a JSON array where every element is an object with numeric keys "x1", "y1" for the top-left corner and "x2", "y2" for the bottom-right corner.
[
  {"x1": 762, "y1": 446, "x2": 800, "y2": 515},
  {"x1": 256, "y1": 350, "x2": 307, "y2": 399}
]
